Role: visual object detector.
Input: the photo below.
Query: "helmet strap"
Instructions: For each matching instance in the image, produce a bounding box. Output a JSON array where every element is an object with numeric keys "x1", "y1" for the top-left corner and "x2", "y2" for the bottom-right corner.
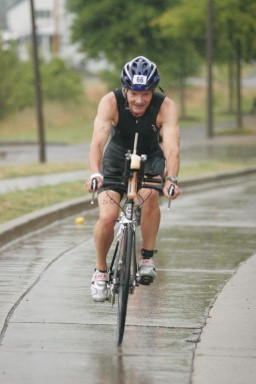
[{"x1": 122, "y1": 88, "x2": 130, "y2": 110}]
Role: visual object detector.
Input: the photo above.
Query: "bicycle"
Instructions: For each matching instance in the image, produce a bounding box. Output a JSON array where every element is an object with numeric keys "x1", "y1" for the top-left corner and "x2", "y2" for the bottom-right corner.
[{"x1": 91, "y1": 133, "x2": 175, "y2": 346}]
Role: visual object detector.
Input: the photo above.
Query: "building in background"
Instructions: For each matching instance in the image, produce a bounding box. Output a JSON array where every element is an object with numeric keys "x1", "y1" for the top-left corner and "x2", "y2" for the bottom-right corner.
[{"x1": 5, "y1": 0, "x2": 85, "y2": 68}]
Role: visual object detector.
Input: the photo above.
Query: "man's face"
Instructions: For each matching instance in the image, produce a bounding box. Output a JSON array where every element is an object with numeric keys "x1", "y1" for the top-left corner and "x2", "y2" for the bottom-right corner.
[{"x1": 126, "y1": 89, "x2": 153, "y2": 117}]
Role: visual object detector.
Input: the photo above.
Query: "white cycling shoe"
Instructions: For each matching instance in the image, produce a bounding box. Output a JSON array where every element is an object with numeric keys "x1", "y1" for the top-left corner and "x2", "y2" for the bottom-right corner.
[
  {"x1": 138, "y1": 259, "x2": 157, "y2": 285},
  {"x1": 91, "y1": 270, "x2": 108, "y2": 302}
]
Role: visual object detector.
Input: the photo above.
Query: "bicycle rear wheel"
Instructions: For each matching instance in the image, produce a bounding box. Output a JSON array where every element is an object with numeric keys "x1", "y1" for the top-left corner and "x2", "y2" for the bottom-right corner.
[{"x1": 116, "y1": 224, "x2": 134, "y2": 346}]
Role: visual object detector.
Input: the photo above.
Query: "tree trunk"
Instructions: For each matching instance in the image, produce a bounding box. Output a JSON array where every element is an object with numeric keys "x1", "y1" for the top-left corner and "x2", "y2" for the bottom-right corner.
[
  {"x1": 179, "y1": 71, "x2": 186, "y2": 120},
  {"x1": 206, "y1": 0, "x2": 214, "y2": 138},
  {"x1": 30, "y1": 0, "x2": 46, "y2": 163},
  {"x1": 228, "y1": 60, "x2": 235, "y2": 113},
  {"x1": 236, "y1": 41, "x2": 243, "y2": 129}
]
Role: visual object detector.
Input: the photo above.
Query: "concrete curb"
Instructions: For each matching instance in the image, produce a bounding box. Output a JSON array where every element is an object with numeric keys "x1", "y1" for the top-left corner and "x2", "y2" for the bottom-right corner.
[
  {"x1": 0, "y1": 196, "x2": 98, "y2": 248},
  {"x1": 179, "y1": 166, "x2": 256, "y2": 187},
  {"x1": 0, "y1": 167, "x2": 255, "y2": 248}
]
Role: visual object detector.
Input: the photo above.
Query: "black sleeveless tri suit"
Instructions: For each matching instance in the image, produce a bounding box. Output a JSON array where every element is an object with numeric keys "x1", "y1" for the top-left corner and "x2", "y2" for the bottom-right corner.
[{"x1": 100, "y1": 88, "x2": 166, "y2": 196}]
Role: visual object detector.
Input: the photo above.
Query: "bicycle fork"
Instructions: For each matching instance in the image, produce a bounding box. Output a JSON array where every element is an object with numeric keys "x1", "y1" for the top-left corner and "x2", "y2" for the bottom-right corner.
[{"x1": 108, "y1": 221, "x2": 138, "y2": 304}]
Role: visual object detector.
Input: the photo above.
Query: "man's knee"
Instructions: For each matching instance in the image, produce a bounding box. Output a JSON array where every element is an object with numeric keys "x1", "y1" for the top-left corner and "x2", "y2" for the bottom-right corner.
[
  {"x1": 98, "y1": 213, "x2": 118, "y2": 228},
  {"x1": 140, "y1": 188, "x2": 159, "y2": 207}
]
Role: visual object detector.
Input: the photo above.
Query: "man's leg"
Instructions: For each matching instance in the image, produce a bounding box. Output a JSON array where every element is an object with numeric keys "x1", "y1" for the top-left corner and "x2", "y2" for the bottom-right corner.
[
  {"x1": 94, "y1": 190, "x2": 121, "y2": 270},
  {"x1": 91, "y1": 190, "x2": 121, "y2": 302},
  {"x1": 140, "y1": 189, "x2": 160, "y2": 249},
  {"x1": 137, "y1": 188, "x2": 160, "y2": 285}
]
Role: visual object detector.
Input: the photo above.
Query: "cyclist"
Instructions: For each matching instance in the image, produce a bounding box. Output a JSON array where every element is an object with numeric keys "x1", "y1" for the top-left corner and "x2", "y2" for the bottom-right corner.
[{"x1": 86, "y1": 56, "x2": 181, "y2": 301}]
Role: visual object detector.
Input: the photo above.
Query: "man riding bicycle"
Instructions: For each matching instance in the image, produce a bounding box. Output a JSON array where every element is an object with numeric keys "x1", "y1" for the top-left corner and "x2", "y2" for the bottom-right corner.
[{"x1": 86, "y1": 56, "x2": 181, "y2": 302}]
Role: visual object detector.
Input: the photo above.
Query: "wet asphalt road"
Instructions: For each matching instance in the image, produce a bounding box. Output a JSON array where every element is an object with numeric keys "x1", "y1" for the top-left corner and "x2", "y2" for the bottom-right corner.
[
  {"x1": 0, "y1": 175, "x2": 255, "y2": 384},
  {"x1": 1, "y1": 123, "x2": 256, "y2": 166}
]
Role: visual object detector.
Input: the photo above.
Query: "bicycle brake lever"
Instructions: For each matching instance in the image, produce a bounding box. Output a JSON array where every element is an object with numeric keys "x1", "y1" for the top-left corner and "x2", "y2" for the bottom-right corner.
[
  {"x1": 168, "y1": 184, "x2": 175, "y2": 211},
  {"x1": 91, "y1": 178, "x2": 98, "y2": 205}
]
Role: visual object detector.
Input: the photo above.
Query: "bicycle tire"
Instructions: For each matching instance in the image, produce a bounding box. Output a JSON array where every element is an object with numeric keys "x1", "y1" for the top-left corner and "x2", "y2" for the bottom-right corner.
[{"x1": 116, "y1": 224, "x2": 134, "y2": 346}]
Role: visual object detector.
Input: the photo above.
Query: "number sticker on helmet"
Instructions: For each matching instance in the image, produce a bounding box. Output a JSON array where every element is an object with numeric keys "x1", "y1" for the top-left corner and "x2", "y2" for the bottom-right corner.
[{"x1": 133, "y1": 75, "x2": 147, "y2": 85}]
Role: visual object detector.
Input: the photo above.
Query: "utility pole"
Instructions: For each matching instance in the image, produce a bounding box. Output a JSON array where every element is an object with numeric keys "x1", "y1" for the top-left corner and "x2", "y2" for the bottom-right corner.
[
  {"x1": 236, "y1": 40, "x2": 242, "y2": 129},
  {"x1": 206, "y1": 0, "x2": 214, "y2": 138},
  {"x1": 53, "y1": 0, "x2": 59, "y2": 55},
  {"x1": 30, "y1": 0, "x2": 46, "y2": 162}
]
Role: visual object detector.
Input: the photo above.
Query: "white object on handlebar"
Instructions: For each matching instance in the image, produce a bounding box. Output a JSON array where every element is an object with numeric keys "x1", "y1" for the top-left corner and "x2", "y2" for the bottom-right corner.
[
  {"x1": 90, "y1": 173, "x2": 103, "y2": 180},
  {"x1": 130, "y1": 154, "x2": 141, "y2": 169}
]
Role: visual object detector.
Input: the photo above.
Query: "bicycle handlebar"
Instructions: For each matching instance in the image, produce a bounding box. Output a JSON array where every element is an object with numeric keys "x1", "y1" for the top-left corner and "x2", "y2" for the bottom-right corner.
[
  {"x1": 89, "y1": 132, "x2": 176, "y2": 209},
  {"x1": 90, "y1": 176, "x2": 176, "y2": 209}
]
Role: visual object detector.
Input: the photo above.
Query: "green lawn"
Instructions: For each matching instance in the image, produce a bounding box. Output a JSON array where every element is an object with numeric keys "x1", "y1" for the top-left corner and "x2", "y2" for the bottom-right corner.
[
  {"x1": 0, "y1": 162, "x2": 87, "y2": 179},
  {"x1": 179, "y1": 160, "x2": 256, "y2": 179},
  {"x1": 1, "y1": 81, "x2": 255, "y2": 144},
  {"x1": 0, "y1": 181, "x2": 87, "y2": 224}
]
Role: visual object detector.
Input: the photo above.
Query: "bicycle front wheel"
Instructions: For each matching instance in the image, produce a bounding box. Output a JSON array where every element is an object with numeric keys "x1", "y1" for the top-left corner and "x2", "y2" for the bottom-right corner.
[{"x1": 116, "y1": 224, "x2": 134, "y2": 346}]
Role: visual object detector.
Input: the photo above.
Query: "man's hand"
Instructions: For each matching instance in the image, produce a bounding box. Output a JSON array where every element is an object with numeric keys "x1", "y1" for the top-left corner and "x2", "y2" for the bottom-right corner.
[
  {"x1": 163, "y1": 181, "x2": 181, "y2": 199},
  {"x1": 86, "y1": 173, "x2": 103, "y2": 192}
]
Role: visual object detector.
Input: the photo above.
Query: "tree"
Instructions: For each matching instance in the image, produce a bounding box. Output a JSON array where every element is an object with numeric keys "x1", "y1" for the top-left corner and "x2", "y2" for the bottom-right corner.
[
  {"x1": 153, "y1": 2, "x2": 205, "y2": 118},
  {"x1": 67, "y1": 0, "x2": 172, "y2": 62},
  {"x1": 67, "y1": 0, "x2": 202, "y2": 116},
  {"x1": 66, "y1": 0, "x2": 181, "y2": 82},
  {"x1": 214, "y1": 0, "x2": 256, "y2": 128},
  {"x1": 156, "y1": 0, "x2": 256, "y2": 129}
]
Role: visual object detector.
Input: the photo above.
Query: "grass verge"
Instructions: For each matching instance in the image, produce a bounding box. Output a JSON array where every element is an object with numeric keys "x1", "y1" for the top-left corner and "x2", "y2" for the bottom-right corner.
[
  {"x1": 0, "y1": 162, "x2": 87, "y2": 179},
  {"x1": 215, "y1": 127, "x2": 256, "y2": 136},
  {"x1": 0, "y1": 81, "x2": 107, "y2": 144},
  {"x1": 0, "y1": 181, "x2": 87, "y2": 224},
  {"x1": 0, "y1": 101, "x2": 95, "y2": 144},
  {"x1": 179, "y1": 160, "x2": 256, "y2": 179},
  {"x1": 1, "y1": 81, "x2": 255, "y2": 144}
]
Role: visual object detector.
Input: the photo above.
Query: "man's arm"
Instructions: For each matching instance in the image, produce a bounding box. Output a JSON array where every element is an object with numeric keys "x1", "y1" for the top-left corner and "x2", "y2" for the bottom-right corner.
[
  {"x1": 158, "y1": 97, "x2": 181, "y2": 199},
  {"x1": 86, "y1": 92, "x2": 116, "y2": 191}
]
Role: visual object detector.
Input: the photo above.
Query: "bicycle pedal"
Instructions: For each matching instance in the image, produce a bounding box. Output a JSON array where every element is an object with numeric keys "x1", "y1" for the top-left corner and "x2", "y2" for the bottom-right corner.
[
  {"x1": 114, "y1": 285, "x2": 119, "y2": 294},
  {"x1": 111, "y1": 293, "x2": 115, "y2": 306},
  {"x1": 139, "y1": 276, "x2": 153, "y2": 286}
]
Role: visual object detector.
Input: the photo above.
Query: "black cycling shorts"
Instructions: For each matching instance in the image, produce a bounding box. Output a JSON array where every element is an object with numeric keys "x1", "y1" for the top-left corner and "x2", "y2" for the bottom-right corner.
[{"x1": 98, "y1": 142, "x2": 165, "y2": 198}]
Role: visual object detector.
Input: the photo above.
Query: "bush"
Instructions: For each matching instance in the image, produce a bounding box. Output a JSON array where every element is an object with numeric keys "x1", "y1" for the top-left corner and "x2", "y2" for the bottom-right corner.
[
  {"x1": 0, "y1": 40, "x2": 22, "y2": 118},
  {"x1": 0, "y1": 40, "x2": 83, "y2": 119},
  {"x1": 15, "y1": 61, "x2": 35, "y2": 109},
  {"x1": 41, "y1": 58, "x2": 83, "y2": 102}
]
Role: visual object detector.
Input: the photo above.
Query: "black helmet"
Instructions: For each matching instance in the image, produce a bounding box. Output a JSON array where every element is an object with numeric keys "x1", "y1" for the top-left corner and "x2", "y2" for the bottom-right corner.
[{"x1": 120, "y1": 56, "x2": 160, "y2": 91}]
